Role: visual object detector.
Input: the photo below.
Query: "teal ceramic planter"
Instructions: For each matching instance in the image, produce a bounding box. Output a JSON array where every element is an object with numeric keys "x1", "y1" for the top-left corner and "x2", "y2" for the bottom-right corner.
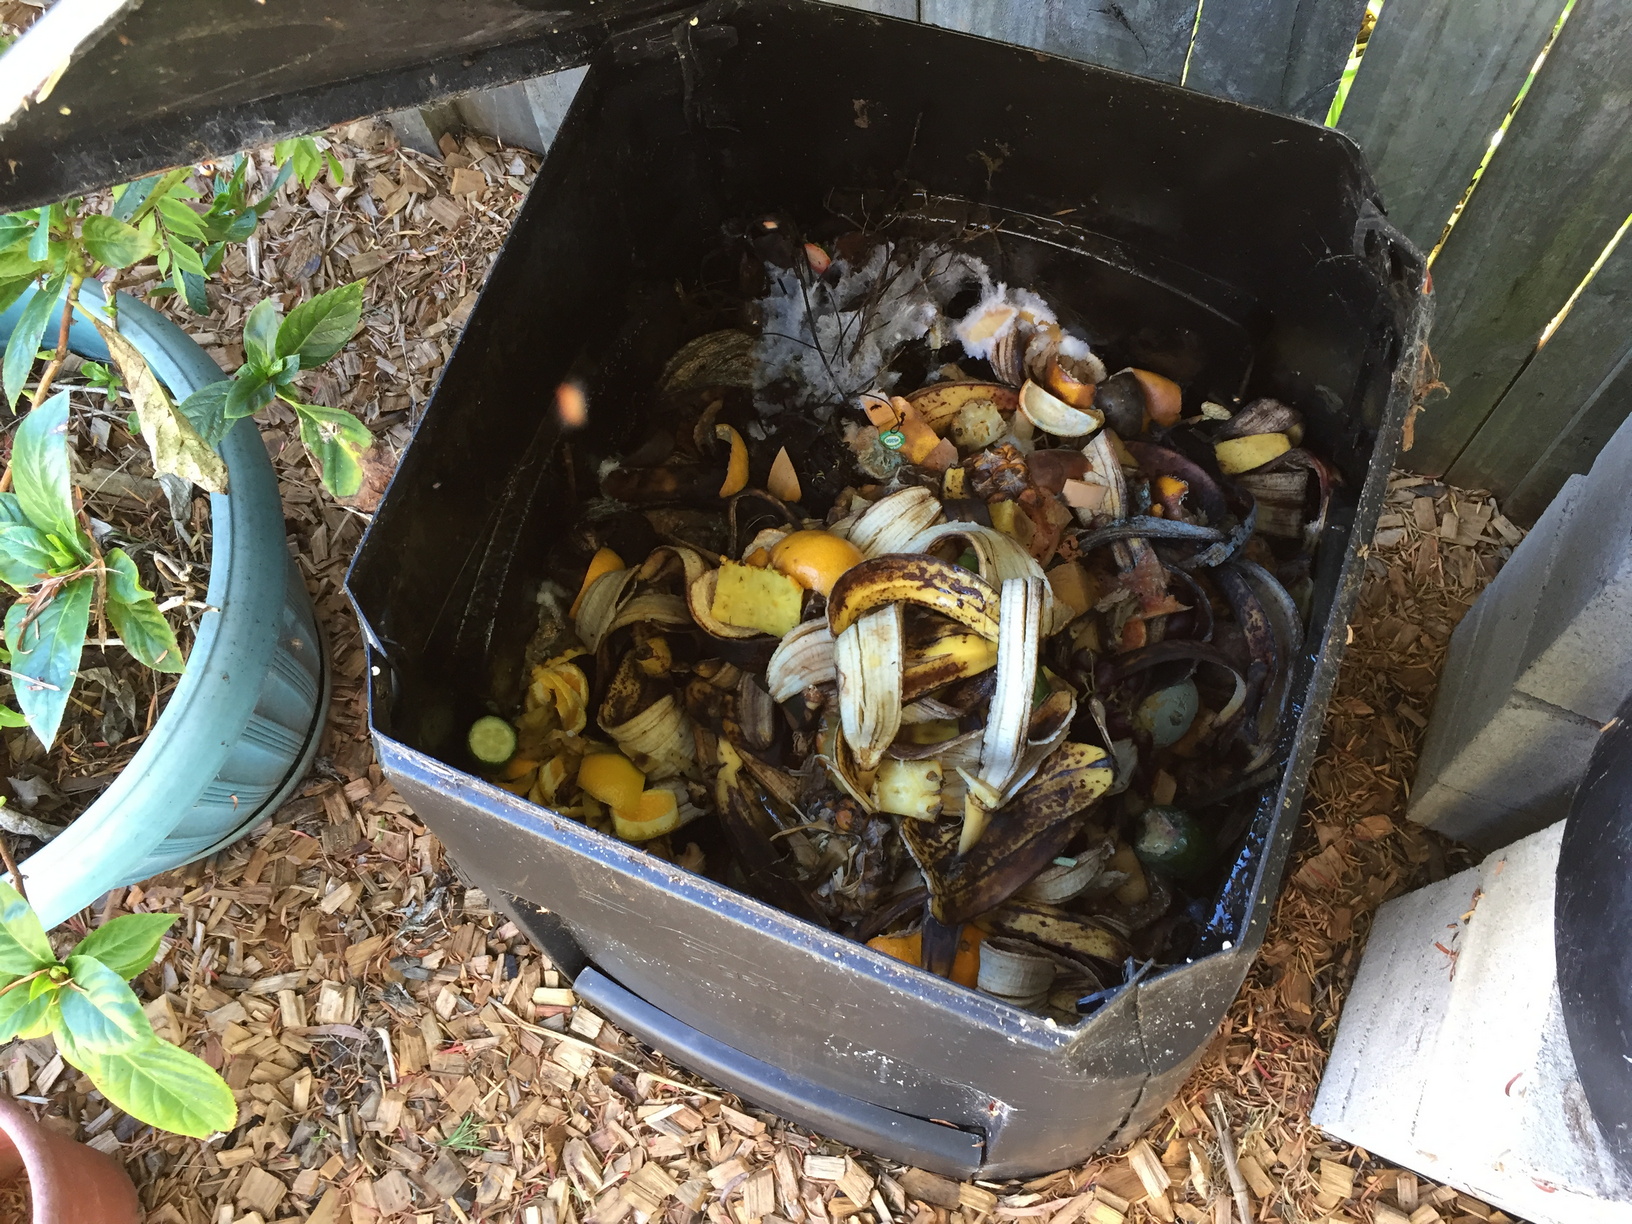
[{"x1": 0, "y1": 285, "x2": 328, "y2": 927}]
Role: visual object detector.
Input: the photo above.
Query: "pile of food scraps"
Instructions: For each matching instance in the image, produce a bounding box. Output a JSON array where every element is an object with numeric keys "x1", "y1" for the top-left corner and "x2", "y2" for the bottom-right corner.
[{"x1": 471, "y1": 209, "x2": 1333, "y2": 1022}]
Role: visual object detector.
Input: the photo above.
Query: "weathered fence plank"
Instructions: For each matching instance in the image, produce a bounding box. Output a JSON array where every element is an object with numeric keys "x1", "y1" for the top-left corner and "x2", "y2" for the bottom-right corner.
[
  {"x1": 1459, "y1": 233, "x2": 1632, "y2": 522},
  {"x1": 1395, "y1": 0, "x2": 1632, "y2": 477},
  {"x1": 1337, "y1": 0, "x2": 1561, "y2": 253},
  {"x1": 918, "y1": 0, "x2": 1198, "y2": 82},
  {"x1": 1183, "y1": 0, "x2": 1366, "y2": 121}
]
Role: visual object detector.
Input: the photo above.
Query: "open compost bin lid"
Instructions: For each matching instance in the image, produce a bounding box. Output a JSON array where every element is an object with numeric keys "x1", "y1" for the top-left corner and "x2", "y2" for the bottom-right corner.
[{"x1": 0, "y1": 0, "x2": 717, "y2": 211}]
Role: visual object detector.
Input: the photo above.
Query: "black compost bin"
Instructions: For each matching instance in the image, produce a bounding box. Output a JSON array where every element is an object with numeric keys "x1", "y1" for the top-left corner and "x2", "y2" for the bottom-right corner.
[
  {"x1": 1556, "y1": 689, "x2": 1632, "y2": 1177},
  {"x1": 347, "y1": 0, "x2": 1428, "y2": 1177}
]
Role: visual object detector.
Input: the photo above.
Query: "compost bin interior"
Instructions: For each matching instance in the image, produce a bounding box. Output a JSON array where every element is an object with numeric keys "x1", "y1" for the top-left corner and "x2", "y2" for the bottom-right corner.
[{"x1": 349, "y1": 0, "x2": 1426, "y2": 1178}]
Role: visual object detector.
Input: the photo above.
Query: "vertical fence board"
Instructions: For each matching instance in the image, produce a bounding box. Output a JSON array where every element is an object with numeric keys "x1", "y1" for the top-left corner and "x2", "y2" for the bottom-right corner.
[
  {"x1": 1183, "y1": 0, "x2": 1366, "y2": 121},
  {"x1": 1337, "y1": 0, "x2": 1560, "y2": 252},
  {"x1": 918, "y1": 0, "x2": 1198, "y2": 82},
  {"x1": 1393, "y1": 0, "x2": 1632, "y2": 477},
  {"x1": 1454, "y1": 233, "x2": 1632, "y2": 521},
  {"x1": 1508, "y1": 345, "x2": 1632, "y2": 525}
]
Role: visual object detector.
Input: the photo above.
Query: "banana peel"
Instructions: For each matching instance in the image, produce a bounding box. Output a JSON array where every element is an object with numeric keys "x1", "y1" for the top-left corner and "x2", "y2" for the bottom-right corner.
[
  {"x1": 828, "y1": 555, "x2": 1001, "y2": 640},
  {"x1": 984, "y1": 901, "x2": 1129, "y2": 965},
  {"x1": 835, "y1": 603, "x2": 904, "y2": 771},
  {"x1": 901, "y1": 742, "x2": 1115, "y2": 926},
  {"x1": 902, "y1": 615, "x2": 998, "y2": 701}
]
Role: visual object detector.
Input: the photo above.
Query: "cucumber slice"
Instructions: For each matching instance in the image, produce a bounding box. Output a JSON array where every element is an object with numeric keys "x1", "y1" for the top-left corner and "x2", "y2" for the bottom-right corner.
[
  {"x1": 1134, "y1": 805, "x2": 1211, "y2": 879},
  {"x1": 468, "y1": 715, "x2": 517, "y2": 766}
]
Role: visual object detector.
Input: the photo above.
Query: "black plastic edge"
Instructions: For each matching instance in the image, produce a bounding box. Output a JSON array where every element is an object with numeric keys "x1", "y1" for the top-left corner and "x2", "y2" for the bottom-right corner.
[{"x1": 575, "y1": 966, "x2": 987, "y2": 1178}]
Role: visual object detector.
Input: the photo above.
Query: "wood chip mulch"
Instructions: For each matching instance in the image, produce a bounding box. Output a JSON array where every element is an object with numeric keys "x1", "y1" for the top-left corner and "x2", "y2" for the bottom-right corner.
[{"x1": 0, "y1": 126, "x2": 1533, "y2": 1224}]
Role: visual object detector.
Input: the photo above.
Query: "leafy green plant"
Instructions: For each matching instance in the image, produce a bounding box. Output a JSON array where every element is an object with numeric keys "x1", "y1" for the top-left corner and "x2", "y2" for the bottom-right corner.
[
  {"x1": 0, "y1": 145, "x2": 373, "y2": 501},
  {"x1": 0, "y1": 139, "x2": 371, "y2": 748},
  {"x1": 176, "y1": 281, "x2": 371, "y2": 497},
  {"x1": 274, "y1": 135, "x2": 345, "y2": 191},
  {"x1": 0, "y1": 392, "x2": 180, "y2": 748},
  {"x1": 119, "y1": 157, "x2": 288, "y2": 315},
  {"x1": 0, "y1": 879, "x2": 236, "y2": 1138}
]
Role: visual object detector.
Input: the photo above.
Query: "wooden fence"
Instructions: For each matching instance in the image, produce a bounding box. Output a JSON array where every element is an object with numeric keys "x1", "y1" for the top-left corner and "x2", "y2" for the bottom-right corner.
[{"x1": 414, "y1": 0, "x2": 1632, "y2": 525}]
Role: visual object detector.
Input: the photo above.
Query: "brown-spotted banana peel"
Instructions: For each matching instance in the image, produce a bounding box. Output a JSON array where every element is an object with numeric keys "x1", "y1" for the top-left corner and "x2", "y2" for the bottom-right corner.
[
  {"x1": 827, "y1": 555, "x2": 1001, "y2": 640},
  {"x1": 901, "y1": 616, "x2": 998, "y2": 702},
  {"x1": 901, "y1": 741, "x2": 1115, "y2": 926},
  {"x1": 835, "y1": 602, "x2": 904, "y2": 773},
  {"x1": 959, "y1": 576, "x2": 1045, "y2": 854},
  {"x1": 902, "y1": 522, "x2": 1069, "y2": 636}
]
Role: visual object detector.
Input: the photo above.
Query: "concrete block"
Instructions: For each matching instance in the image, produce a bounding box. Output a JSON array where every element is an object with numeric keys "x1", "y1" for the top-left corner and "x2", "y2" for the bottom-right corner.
[
  {"x1": 1314, "y1": 822, "x2": 1632, "y2": 1224},
  {"x1": 381, "y1": 66, "x2": 587, "y2": 159},
  {"x1": 1506, "y1": 415, "x2": 1632, "y2": 721},
  {"x1": 1410, "y1": 689, "x2": 1602, "y2": 851},
  {"x1": 382, "y1": 100, "x2": 461, "y2": 157},
  {"x1": 452, "y1": 68, "x2": 587, "y2": 155},
  {"x1": 1521, "y1": 411, "x2": 1632, "y2": 688},
  {"x1": 1409, "y1": 422, "x2": 1632, "y2": 844},
  {"x1": 1415, "y1": 475, "x2": 1584, "y2": 790}
]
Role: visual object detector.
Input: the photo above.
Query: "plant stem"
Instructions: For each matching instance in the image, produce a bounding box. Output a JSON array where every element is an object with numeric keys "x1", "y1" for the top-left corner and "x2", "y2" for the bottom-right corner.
[
  {"x1": 0, "y1": 273, "x2": 86, "y2": 496},
  {"x1": 0, "y1": 837, "x2": 27, "y2": 904},
  {"x1": 28, "y1": 273, "x2": 85, "y2": 409},
  {"x1": 75, "y1": 488, "x2": 108, "y2": 644}
]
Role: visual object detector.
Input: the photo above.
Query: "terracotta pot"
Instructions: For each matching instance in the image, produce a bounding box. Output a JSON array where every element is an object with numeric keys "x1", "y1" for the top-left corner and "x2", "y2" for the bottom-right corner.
[{"x1": 0, "y1": 1098, "x2": 139, "y2": 1224}]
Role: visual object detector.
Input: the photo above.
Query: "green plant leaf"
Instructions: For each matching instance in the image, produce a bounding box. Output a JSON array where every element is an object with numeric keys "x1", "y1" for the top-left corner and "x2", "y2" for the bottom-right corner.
[
  {"x1": 81, "y1": 216, "x2": 161, "y2": 269},
  {"x1": 253, "y1": 159, "x2": 295, "y2": 214},
  {"x1": 92, "y1": 320, "x2": 229, "y2": 494},
  {"x1": 178, "y1": 269, "x2": 209, "y2": 315},
  {"x1": 59, "y1": 956, "x2": 151, "y2": 1053},
  {"x1": 0, "y1": 214, "x2": 33, "y2": 252},
  {"x1": 17, "y1": 995, "x2": 59, "y2": 1040},
  {"x1": 81, "y1": 360, "x2": 121, "y2": 395},
  {"x1": 4, "y1": 571, "x2": 92, "y2": 749},
  {"x1": 153, "y1": 196, "x2": 207, "y2": 242},
  {"x1": 276, "y1": 280, "x2": 363, "y2": 367},
  {"x1": 70, "y1": 913, "x2": 178, "y2": 980},
  {"x1": 177, "y1": 381, "x2": 231, "y2": 445},
  {"x1": 269, "y1": 355, "x2": 300, "y2": 386},
  {"x1": 103, "y1": 549, "x2": 184, "y2": 672},
  {"x1": 112, "y1": 168, "x2": 190, "y2": 224},
  {"x1": 0, "y1": 523, "x2": 62, "y2": 591},
  {"x1": 111, "y1": 177, "x2": 154, "y2": 223},
  {"x1": 0, "y1": 492, "x2": 24, "y2": 524},
  {"x1": 0, "y1": 706, "x2": 25, "y2": 728},
  {"x1": 220, "y1": 211, "x2": 257, "y2": 243},
  {"x1": 0, "y1": 277, "x2": 33, "y2": 318},
  {"x1": 26, "y1": 208, "x2": 52, "y2": 263},
  {"x1": 0, "y1": 245, "x2": 44, "y2": 283},
  {"x1": 224, "y1": 369, "x2": 274, "y2": 422},
  {"x1": 2, "y1": 274, "x2": 63, "y2": 410},
  {"x1": 242, "y1": 298, "x2": 280, "y2": 370},
  {"x1": 165, "y1": 238, "x2": 205, "y2": 279},
  {"x1": 0, "y1": 981, "x2": 54, "y2": 1042},
  {"x1": 293, "y1": 402, "x2": 371, "y2": 498},
  {"x1": 56, "y1": 1029, "x2": 238, "y2": 1138},
  {"x1": 275, "y1": 136, "x2": 325, "y2": 189},
  {"x1": 11, "y1": 390, "x2": 81, "y2": 547},
  {"x1": 0, "y1": 878, "x2": 56, "y2": 974}
]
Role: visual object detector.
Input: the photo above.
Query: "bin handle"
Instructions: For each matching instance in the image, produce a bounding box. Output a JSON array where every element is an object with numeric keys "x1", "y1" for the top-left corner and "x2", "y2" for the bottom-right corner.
[{"x1": 574, "y1": 966, "x2": 986, "y2": 1179}]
